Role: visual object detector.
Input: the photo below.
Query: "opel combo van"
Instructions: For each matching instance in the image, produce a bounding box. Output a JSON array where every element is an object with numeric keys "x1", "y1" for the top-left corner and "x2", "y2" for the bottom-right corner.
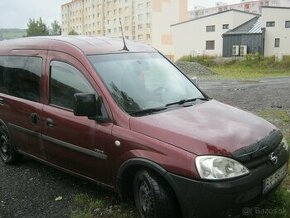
[{"x1": 0, "y1": 37, "x2": 288, "y2": 218}]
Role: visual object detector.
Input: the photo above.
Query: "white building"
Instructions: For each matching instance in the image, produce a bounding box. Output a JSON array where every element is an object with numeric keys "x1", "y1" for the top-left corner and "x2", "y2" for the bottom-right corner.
[
  {"x1": 189, "y1": 0, "x2": 290, "y2": 19},
  {"x1": 262, "y1": 6, "x2": 290, "y2": 57},
  {"x1": 171, "y1": 10, "x2": 257, "y2": 60}
]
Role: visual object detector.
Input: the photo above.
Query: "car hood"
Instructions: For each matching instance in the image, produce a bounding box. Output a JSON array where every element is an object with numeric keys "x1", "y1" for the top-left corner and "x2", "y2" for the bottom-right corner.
[{"x1": 129, "y1": 100, "x2": 277, "y2": 156}]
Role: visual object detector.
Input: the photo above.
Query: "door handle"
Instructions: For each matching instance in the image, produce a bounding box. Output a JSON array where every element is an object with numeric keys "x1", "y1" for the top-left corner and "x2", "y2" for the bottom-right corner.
[
  {"x1": 30, "y1": 113, "x2": 38, "y2": 124},
  {"x1": 0, "y1": 98, "x2": 4, "y2": 106},
  {"x1": 46, "y1": 118, "x2": 54, "y2": 128}
]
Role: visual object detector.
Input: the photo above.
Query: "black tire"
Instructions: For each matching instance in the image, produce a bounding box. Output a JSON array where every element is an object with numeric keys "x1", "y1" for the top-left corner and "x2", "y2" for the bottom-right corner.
[
  {"x1": 0, "y1": 125, "x2": 20, "y2": 164},
  {"x1": 134, "y1": 169, "x2": 178, "y2": 218}
]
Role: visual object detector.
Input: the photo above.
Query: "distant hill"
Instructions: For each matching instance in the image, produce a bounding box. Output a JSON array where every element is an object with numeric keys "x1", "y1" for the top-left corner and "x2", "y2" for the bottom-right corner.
[{"x1": 0, "y1": 29, "x2": 26, "y2": 40}]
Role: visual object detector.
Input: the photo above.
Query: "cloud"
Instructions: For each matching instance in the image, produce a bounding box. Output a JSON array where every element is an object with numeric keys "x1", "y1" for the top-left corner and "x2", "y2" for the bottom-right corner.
[
  {"x1": 0, "y1": 0, "x2": 241, "y2": 29},
  {"x1": 0, "y1": 0, "x2": 68, "y2": 29}
]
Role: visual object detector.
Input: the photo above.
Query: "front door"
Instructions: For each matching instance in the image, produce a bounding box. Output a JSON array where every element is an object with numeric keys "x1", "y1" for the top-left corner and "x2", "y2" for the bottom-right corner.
[{"x1": 42, "y1": 51, "x2": 113, "y2": 184}]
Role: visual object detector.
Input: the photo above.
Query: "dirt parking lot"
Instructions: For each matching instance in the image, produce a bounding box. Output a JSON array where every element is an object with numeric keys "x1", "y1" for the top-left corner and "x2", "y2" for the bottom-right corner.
[{"x1": 1, "y1": 76, "x2": 289, "y2": 218}]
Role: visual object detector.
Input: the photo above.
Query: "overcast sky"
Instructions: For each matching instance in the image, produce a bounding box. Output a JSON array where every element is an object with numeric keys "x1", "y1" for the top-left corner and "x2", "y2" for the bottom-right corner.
[{"x1": 0, "y1": 0, "x2": 240, "y2": 29}]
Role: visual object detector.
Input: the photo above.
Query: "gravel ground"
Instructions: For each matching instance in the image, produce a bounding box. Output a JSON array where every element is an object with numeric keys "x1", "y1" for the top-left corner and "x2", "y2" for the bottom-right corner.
[
  {"x1": 1, "y1": 76, "x2": 290, "y2": 218},
  {"x1": 200, "y1": 77, "x2": 290, "y2": 113}
]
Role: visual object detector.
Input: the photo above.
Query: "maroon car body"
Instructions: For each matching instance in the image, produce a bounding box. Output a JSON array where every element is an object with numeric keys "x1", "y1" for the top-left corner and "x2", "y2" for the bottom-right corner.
[{"x1": 0, "y1": 37, "x2": 288, "y2": 218}]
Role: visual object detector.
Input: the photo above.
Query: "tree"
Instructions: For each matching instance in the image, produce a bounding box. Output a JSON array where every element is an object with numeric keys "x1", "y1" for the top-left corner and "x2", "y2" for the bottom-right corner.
[
  {"x1": 0, "y1": 31, "x2": 3, "y2": 41},
  {"x1": 68, "y1": 29, "x2": 79, "y2": 35},
  {"x1": 51, "y1": 20, "x2": 61, "y2": 35},
  {"x1": 26, "y1": 17, "x2": 49, "y2": 37}
]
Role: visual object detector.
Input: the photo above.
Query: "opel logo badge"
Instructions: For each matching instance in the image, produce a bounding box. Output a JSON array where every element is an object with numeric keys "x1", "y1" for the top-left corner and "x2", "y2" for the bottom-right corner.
[{"x1": 269, "y1": 152, "x2": 278, "y2": 165}]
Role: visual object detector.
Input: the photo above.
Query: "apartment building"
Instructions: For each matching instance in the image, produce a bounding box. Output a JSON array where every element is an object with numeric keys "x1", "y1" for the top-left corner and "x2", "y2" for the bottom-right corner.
[
  {"x1": 262, "y1": 6, "x2": 290, "y2": 57},
  {"x1": 61, "y1": 0, "x2": 188, "y2": 58},
  {"x1": 189, "y1": 0, "x2": 290, "y2": 19},
  {"x1": 171, "y1": 10, "x2": 257, "y2": 59}
]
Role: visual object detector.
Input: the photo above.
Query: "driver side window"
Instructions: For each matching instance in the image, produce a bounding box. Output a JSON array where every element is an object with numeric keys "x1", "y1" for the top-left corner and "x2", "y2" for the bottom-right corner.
[{"x1": 49, "y1": 61, "x2": 95, "y2": 110}]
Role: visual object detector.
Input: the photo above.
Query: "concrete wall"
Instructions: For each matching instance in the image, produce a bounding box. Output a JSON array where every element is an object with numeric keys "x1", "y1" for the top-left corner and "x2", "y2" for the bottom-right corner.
[
  {"x1": 171, "y1": 10, "x2": 256, "y2": 60},
  {"x1": 262, "y1": 7, "x2": 290, "y2": 57}
]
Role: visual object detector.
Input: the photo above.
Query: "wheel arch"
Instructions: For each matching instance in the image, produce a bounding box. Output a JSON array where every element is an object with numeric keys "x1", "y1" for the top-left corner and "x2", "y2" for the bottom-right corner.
[
  {"x1": 116, "y1": 158, "x2": 181, "y2": 215},
  {"x1": 117, "y1": 158, "x2": 167, "y2": 199}
]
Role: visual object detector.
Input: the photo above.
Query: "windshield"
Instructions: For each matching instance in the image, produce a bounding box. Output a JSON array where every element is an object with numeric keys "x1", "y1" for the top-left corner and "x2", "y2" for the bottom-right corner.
[{"x1": 88, "y1": 53, "x2": 204, "y2": 114}]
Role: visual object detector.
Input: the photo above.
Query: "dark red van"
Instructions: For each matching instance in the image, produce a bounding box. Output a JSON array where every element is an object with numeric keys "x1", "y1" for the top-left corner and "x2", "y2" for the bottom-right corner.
[{"x1": 0, "y1": 37, "x2": 288, "y2": 218}]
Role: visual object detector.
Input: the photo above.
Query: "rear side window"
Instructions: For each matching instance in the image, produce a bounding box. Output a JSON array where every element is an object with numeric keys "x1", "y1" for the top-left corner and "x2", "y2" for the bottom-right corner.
[
  {"x1": 0, "y1": 56, "x2": 41, "y2": 102},
  {"x1": 50, "y1": 61, "x2": 94, "y2": 110}
]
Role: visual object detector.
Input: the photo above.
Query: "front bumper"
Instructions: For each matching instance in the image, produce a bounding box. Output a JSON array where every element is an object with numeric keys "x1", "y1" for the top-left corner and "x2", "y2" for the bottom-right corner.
[{"x1": 165, "y1": 150, "x2": 289, "y2": 218}]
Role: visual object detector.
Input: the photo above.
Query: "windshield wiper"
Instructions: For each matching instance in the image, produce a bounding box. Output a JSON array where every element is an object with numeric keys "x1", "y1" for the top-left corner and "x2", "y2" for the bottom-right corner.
[
  {"x1": 129, "y1": 107, "x2": 167, "y2": 116},
  {"x1": 166, "y1": 97, "x2": 209, "y2": 107}
]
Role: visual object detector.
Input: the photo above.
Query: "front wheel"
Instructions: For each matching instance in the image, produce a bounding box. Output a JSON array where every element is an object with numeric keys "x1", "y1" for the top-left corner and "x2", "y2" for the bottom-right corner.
[
  {"x1": 134, "y1": 169, "x2": 178, "y2": 218},
  {"x1": 0, "y1": 126, "x2": 20, "y2": 164}
]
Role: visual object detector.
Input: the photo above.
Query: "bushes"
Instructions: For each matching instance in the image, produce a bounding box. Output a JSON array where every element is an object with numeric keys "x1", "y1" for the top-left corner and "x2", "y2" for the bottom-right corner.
[
  {"x1": 281, "y1": 55, "x2": 290, "y2": 68},
  {"x1": 178, "y1": 55, "x2": 216, "y2": 67},
  {"x1": 178, "y1": 53, "x2": 290, "y2": 69}
]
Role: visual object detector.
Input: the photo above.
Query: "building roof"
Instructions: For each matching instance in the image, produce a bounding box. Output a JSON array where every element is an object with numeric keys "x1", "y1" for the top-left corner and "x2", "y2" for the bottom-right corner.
[
  {"x1": 261, "y1": 6, "x2": 290, "y2": 9},
  {"x1": 223, "y1": 16, "x2": 262, "y2": 35},
  {"x1": 0, "y1": 36, "x2": 155, "y2": 55},
  {"x1": 171, "y1": 9, "x2": 258, "y2": 27}
]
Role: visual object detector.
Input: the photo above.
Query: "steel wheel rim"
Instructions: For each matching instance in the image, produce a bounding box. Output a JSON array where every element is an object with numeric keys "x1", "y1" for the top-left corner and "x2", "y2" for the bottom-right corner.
[
  {"x1": 0, "y1": 133, "x2": 10, "y2": 161},
  {"x1": 138, "y1": 180, "x2": 154, "y2": 218}
]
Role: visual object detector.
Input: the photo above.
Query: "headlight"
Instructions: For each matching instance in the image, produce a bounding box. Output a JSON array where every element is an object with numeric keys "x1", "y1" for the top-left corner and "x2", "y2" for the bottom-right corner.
[
  {"x1": 195, "y1": 155, "x2": 249, "y2": 180},
  {"x1": 282, "y1": 137, "x2": 288, "y2": 151}
]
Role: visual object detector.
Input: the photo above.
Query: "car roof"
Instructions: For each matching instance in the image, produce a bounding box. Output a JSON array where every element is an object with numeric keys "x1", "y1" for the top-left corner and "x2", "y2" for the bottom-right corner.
[{"x1": 0, "y1": 36, "x2": 156, "y2": 55}]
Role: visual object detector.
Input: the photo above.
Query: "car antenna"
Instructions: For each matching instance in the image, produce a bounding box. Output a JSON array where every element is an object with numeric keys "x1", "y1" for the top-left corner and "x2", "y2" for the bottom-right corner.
[{"x1": 119, "y1": 18, "x2": 129, "y2": 51}]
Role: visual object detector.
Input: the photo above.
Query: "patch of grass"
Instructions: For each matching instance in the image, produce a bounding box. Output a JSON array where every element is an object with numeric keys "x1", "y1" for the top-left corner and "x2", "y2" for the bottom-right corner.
[
  {"x1": 179, "y1": 54, "x2": 290, "y2": 80},
  {"x1": 210, "y1": 65, "x2": 290, "y2": 80},
  {"x1": 256, "y1": 188, "x2": 290, "y2": 218},
  {"x1": 255, "y1": 109, "x2": 290, "y2": 217},
  {"x1": 178, "y1": 55, "x2": 216, "y2": 67},
  {"x1": 71, "y1": 194, "x2": 136, "y2": 218}
]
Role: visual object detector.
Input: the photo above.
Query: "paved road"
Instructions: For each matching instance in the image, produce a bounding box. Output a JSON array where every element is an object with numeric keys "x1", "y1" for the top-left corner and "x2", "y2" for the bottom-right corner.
[{"x1": 1, "y1": 77, "x2": 290, "y2": 218}]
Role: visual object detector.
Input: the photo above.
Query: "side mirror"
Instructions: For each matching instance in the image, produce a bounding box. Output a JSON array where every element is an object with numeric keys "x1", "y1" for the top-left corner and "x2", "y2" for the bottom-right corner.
[
  {"x1": 74, "y1": 93, "x2": 97, "y2": 117},
  {"x1": 74, "y1": 93, "x2": 109, "y2": 123}
]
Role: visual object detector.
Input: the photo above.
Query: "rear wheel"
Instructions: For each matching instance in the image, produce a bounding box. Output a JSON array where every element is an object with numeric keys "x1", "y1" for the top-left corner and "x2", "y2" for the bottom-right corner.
[
  {"x1": 0, "y1": 126, "x2": 20, "y2": 164},
  {"x1": 134, "y1": 169, "x2": 178, "y2": 218}
]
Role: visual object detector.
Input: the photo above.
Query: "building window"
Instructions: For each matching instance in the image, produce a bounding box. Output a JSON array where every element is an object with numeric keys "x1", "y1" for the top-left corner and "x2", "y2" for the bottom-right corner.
[
  {"x1": 206, "y1": 25, "x2": 215, "y2": 32},
  {"x1": 285, "y1": 21, "x2": 290, "y2": 28},
  {"x1": 223, "y1": 24, "x2": 229, "y2": 29},
  {"x1": 206, "y1": 40, "x2": 215, "y2": 50},
  {"x1": 266, "y1": 21, "x2": 275, "y2": 27},
  {"x1": 274, "y1": 38, "x2": 280, "y2": 47},
  {"x1": 138, "y1": 14, "x2": 143, "y2": 21}
]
